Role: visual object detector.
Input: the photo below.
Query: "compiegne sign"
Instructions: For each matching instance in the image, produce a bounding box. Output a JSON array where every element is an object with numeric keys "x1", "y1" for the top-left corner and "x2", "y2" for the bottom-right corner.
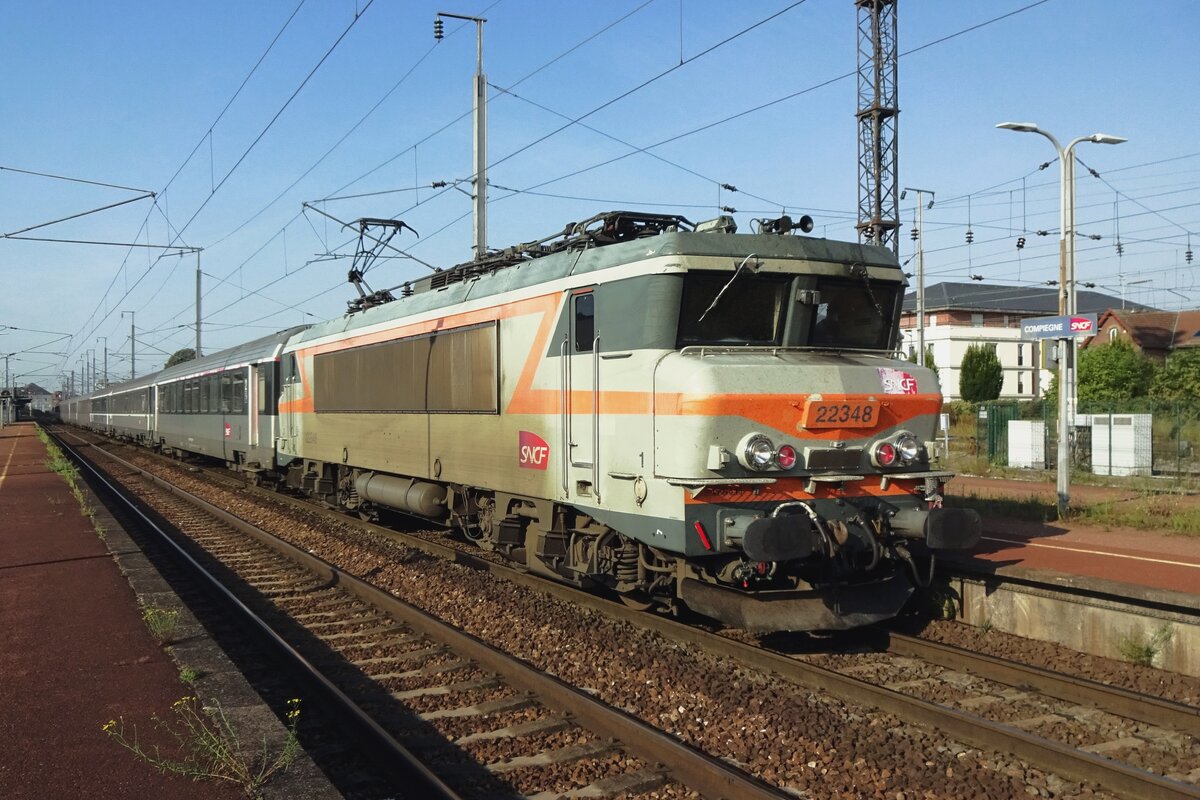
[{"x1": 1020, "y1": 313, "x2": 1098, "y2": 339}]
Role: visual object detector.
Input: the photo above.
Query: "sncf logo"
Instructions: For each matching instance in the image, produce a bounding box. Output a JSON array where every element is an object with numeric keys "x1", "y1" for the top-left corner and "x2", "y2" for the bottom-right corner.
[{"x1": 518, "y1": 431, "x2": 550, "y2": 470}]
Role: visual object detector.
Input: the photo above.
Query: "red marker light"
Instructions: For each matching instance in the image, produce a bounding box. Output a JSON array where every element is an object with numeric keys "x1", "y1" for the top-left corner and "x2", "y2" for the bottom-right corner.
[
  {"x1": 875, "y1": 442, "x2": 897, "y2": 466},
  {"x1": 693, "y1": 520, "x2": 714, "y2": 551},
  {"x1": 776, "y1": 444, "x2": 797, "y2": 469}
]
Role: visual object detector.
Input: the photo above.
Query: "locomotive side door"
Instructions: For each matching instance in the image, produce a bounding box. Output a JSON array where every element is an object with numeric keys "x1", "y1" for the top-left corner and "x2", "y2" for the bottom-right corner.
[{"x1": 564, "y1": 288, "x2": 601, "y2": 503}]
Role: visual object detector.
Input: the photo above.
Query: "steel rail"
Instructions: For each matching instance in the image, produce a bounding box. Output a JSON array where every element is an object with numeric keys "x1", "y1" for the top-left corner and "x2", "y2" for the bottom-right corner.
[
  {"x1": 48, "y1": 429, "x2": 463, "y2": 800},
  {"x1": 70, "y1": 429, "x2": 1200, "y2": 800},
  {"x1": 886, "y1": 631, "x2": 1200, "y2": 737},
  {"x1": 71, "y1": 430, "x2": 792, "y2": 800}
]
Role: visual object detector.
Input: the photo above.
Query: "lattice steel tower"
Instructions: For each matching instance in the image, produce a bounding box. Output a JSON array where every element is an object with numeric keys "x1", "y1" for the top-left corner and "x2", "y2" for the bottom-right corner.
[{"x1": 855, "y1": 0, "x2": 899, "y2": 254}]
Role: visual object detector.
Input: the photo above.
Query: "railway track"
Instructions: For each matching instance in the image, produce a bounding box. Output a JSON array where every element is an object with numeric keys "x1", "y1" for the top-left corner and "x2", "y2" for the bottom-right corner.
[
  {"x1": 66, "y1": 428, "x2": 1200, "y2": 799},
  {"x1": 53, "y1": 428, "x2": 788, "y2": 800}
]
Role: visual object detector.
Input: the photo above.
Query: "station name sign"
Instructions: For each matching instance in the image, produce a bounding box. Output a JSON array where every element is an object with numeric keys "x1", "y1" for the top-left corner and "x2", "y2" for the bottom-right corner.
[{"x1": 1020, "y1": 313, "x2": 1098, "y2": 340}]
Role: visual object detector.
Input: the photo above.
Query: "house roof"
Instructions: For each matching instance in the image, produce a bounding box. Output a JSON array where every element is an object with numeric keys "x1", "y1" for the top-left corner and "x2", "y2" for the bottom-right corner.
[
  {"x1": 902, "y1": 282, "x2": 1153, "y2": 315},
  {"x1": 1099, "y1": 309, "x2": 1200, "y2": 351}
]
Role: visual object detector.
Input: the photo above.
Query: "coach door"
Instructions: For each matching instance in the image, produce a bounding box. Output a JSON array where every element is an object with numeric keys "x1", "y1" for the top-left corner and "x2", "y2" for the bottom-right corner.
[{"x1": 564, "y1": 289, "x2": 601, "y2": 504}]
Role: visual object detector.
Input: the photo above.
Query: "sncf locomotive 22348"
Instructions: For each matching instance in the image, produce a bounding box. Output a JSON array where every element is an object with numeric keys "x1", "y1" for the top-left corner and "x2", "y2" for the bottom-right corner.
[{"x1": 62, "y1": 211, "x2": 981, "y2": 631}]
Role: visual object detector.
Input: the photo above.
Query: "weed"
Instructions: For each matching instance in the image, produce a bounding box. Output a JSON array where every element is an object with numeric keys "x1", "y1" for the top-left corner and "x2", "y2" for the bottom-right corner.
[
  {"x1": 102, "y1": 696, "x2": 301, "y2": 798},
  {"x1": 142, "y1": 606, "x2": 181, "y2": 645},
  {"x1": 179, "y1": 667, "x2": 203, "y2": 684},
  {"x1": 1117, "y1": 624, "x2": 1173, "y2": 667},
  {"x1": 35, "y1": 425, "x2": 106, "y2": 539},
  {"x1": 919, "y1": 584, "x2": 959, "y2": 620},
  {"x1": 979, "y1": 617, "x2": 994, "y2": 634}
]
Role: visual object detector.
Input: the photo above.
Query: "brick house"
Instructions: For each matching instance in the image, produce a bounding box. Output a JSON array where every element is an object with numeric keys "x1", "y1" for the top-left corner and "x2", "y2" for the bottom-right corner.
[{"x1": 1091, "y1": 309, "x2": 1200, "y2": 361}]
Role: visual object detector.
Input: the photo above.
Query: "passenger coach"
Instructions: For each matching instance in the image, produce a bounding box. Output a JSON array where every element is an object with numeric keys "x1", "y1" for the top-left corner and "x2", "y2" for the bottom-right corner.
[{"x1": 154, "y1": 328, "x2": 303, "y2": 477}]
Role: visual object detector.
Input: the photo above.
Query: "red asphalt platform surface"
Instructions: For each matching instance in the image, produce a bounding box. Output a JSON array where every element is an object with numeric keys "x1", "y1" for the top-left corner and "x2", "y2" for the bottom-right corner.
[
  {"x1": 0, "y1": 422, "x2": 238, "y2": 800},
  {"x1": 945, "y1": 475, "x2": 1200, "y2": 603}
]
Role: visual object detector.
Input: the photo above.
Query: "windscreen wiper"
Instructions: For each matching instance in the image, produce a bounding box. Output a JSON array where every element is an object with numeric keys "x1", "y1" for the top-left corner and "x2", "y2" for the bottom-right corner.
[{"x1": 698, "y1": 254, "x2": 759, "y2": 323}]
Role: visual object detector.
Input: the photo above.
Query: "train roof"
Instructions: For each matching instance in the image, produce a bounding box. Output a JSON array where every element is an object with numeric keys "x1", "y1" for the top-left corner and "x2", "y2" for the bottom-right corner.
[
  {"x1": 83, "y1": 326, "x2": 307, "y2": 400},
  {"x1": 291, "y1": 211, "x2": 900, "y2": 347},
  {"x1": 155, "y1": 326, "x2": 308, "y2": 384}
]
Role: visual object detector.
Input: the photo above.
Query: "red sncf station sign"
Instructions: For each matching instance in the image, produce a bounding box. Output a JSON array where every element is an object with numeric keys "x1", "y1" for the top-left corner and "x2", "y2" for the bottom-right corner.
[{"x1": 1020, "y1": 313, "x2": 1098, "y2": 339}]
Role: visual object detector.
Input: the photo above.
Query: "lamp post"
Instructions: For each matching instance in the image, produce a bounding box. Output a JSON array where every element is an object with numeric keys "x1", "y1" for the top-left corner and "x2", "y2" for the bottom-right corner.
[
  {"x1": 435, "y1": 10, "x2": 488, "y2": 260},
  {"x1": 996, "y1": 122, "x2": 1127, "y2": 516}
]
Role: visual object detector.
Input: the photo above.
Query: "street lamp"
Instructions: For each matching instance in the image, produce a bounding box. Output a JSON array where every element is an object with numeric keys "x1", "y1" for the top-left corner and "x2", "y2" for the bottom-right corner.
[{"x1": 996, "y1": 122, "x2": 1127, "y2": 516}]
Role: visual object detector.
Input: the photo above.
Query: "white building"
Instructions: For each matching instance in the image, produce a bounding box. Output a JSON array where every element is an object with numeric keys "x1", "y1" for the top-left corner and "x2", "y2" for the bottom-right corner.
[{"x1": 900, "y1": 282, "x2": 1146, "y2": 401}]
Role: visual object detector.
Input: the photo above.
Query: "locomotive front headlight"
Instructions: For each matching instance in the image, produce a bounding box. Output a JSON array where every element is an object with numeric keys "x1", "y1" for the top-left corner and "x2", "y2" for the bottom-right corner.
[
  {"x1": 744, "y1": 435, "x2": 776, "y2": 471},
  {"x1": 896, "y1": 433, "x2": 921, "y2": 464}
]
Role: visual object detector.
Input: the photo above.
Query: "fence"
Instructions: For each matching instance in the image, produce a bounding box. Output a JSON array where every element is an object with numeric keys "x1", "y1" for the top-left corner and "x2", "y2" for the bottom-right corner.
[{"x1": 945, "y1": 398, "x2": 1200, "y2": 485}]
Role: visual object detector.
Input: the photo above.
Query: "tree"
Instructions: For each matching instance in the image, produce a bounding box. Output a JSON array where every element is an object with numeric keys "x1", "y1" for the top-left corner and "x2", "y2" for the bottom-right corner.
[
  {"x1": 906, "y1": 345, "x2": 939, "y2": 381},
  {"x1": 1150, "y1": 348, "x2": 1200, "y2": 400},
  {"x1": 1077, "y1": 338, "x2": 1154, "y2": 403},
  {"x1": 959, "y1": 344, "x2": 1003, "y2": 402},
  {"x1": 165, "y1": 348, "x2": 196, "y2": 369}
]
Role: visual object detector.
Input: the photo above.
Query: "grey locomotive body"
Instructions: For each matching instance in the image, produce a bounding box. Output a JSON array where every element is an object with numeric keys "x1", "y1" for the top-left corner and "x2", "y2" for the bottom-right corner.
[{"x1": 63, "y1": 212, "x2": 980, "y2": 630}]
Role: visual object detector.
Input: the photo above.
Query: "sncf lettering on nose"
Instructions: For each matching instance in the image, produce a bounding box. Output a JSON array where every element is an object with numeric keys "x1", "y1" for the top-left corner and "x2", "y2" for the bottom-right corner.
[{"x1": 518, "y1": 431, "x2": 550, "y2": 470}]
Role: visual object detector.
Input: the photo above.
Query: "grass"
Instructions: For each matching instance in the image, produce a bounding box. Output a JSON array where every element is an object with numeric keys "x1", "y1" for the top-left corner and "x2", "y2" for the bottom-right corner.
[
  {"x1": 102, "y1": 696, "x2": 301, "y2": 798},
  {"x1": 943, "y1": 492, "x2": 1200, "y2": 536},
  {"x1": 1117, "y1": 624, "x2": 1173, "y2": 667},
  {"x1": 179, "y1": 667, "x2": 203, "y2": 684},
  {"x1": 35, "y1": 424, "x2": 107, "y2": 539},
  {"x1": 142, "y1": 606, "x2": 181, "y2": 645}
]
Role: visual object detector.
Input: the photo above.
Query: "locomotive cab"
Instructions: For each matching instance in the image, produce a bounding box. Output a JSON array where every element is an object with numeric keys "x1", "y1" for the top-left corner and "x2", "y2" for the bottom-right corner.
[{"x1": 638, "y1": 236, "x2": 981, "y2": 629}]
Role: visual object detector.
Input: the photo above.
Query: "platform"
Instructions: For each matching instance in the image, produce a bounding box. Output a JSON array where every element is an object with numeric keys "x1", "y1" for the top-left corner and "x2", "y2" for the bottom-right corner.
[
  {"x1": 944, "y1": 474, "x2": 1200, "y2": 608},
  {"x1": 0, "y1": 423, "x2": 340, "y2": 799},
  {"x1": 941, "y1": 474, "x2": 1200, "y2": 677}
]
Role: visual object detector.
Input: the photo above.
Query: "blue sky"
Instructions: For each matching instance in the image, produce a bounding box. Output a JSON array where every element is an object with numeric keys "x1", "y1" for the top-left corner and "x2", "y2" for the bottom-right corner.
[{"x1": 1, "y1": 0, "x2": 1196, "y2": 389}]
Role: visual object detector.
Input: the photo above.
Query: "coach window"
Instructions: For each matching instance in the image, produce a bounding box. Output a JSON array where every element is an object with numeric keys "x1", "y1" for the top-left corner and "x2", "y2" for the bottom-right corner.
[
  {"x1": 200, "y1": 377, "x2": 210, "y2": 414},
  {"x1": 220, "y1": 374, "x2": 232, "y2": 413},
  {"x1": 574, "y1": 292, "x2": 594, "y2": 352},
  {"x1": 232, "y1": 373, "x2": 245, "y2": 414}
]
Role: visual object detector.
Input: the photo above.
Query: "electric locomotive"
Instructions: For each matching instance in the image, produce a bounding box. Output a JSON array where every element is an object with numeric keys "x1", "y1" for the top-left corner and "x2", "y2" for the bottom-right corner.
[{"x1": 276, "y1": 211, "x2": 981, "y2": 630}]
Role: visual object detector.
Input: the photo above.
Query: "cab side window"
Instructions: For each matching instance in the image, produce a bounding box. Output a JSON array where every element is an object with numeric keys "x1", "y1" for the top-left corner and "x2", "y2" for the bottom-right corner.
[{"x1": 574, "y1": 293, "x2": 594, "y2": 352}]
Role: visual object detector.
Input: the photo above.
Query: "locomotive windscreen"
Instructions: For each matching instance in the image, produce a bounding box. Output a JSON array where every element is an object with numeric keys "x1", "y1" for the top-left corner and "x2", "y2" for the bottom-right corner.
[
  {"x1": 677, "y1": 271, "x2": 789, "y2": 347},
  {"x1": 809, "y1": 279, "x2": 899, "y2": 350}
]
